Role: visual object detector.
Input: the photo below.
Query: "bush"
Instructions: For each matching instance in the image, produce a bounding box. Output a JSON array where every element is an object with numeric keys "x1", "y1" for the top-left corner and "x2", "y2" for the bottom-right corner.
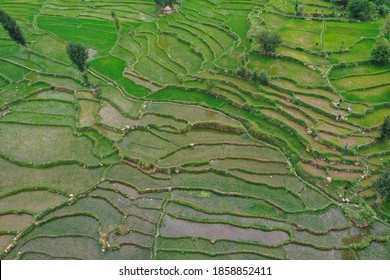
[
  {"x1": 347, "y1": 0, "x2": 377, "y2": 21},
  {"x1": 371, "y1": 40, "x2": 390, "y2": 64},
  {"x1": 382, "y1": 14, "x2": 390, "y2": 36},
  {"x1": 373, "y1": 170, "x2": 390, "y2": 200},
  {"x1": 380, "y1": 116, "x2": 390, "y2": 141},
  {"x1": 378, "y1": 4, "x2": 389, "y2": 16},
  {"x1": 343, "y1": 200, "x2": 376, "y2": 227},
  {"x1": 259, "y1": 70, "x2": 270, "y2": 85},
  {"x1": 255, "y1": 30, "x2": 282, "y2": 53}
]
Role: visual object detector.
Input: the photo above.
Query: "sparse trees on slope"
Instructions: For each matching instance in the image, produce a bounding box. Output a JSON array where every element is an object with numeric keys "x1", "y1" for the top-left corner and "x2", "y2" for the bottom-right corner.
[{"x1": 0, "y1": 9, "x2": 26, "y2": 46}]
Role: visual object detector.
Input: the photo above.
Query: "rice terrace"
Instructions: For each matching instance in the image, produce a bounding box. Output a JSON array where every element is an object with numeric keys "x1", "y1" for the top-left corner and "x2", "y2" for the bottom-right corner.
[{"x1": 0, "y1": 0, "x2": 389, "y2": 260}]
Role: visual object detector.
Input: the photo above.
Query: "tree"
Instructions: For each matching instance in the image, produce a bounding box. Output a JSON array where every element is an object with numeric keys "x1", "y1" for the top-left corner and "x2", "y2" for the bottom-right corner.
[
  {"x1": 294, "y1": 0, "x2": 306, "y2": 15},
  {"x1": 259, "y1": 70, "x2": 269, "y2": 85},
  {"x1": 235, "y1": 66, "x2": 252, "y2": 79},
  {"x1": 371, "y1": 40, "x2": 390, "y2": 64},
  {"x1": 66, "y1": 43, "x2": 88, "y2": 72},
  {"x1": 381, "y1": 14, "x2": 390, "y2": 37},
  {"x1": 111, "y1": 11, "x2": 120, "y2": 32},
  {"x1": 373, "y1": 170, "x2": 390, "y2": 200},
  {"x1": 0, "y1": 9, "x2": 26, "y2": 46},
  {"x1": 379, "y1": 116, "x2": 390, "y2": 141},
  {"x1": 374, "y1": 0, "x2": 390, "y2": 17},
  {"x1": 256, "y1": 30, "x2": 282, "y2": 53},
  {"x1": 297, "y1": 3, "x2": 306, "y2": 15},
  {"x1": 378, "y1": 4, "x2": 389, "y2": 16},
  {"x1": 252, "y1": 69, "x2": 259, "y2": 82},
  {"x1": 346, "y1": 0, "x2": 377, "y2": 21},
  {"x1": 155, "y1": 0, "x2": 174, "y2": 7}
]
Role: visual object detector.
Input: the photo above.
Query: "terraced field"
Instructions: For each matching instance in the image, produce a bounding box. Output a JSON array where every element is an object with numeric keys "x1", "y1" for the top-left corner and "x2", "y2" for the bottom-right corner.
[{"x1": 0, "y1": 0, "x2": 389, "y2": 260}]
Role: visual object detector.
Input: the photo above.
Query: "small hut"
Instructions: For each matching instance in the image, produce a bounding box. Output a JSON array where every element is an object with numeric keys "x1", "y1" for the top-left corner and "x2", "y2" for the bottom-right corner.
[{"x1": 163, "y1": 6, "x2": 172, "y2": 14}]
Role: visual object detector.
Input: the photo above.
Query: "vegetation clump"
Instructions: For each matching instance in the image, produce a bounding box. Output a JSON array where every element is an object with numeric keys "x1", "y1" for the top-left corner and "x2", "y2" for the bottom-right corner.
[
  {"x1": 236, "y1": 68, "x2": 270, "y2": 85},
  {"x1": 66, "y1": 42, "x2": 89, "y2": 72},
  {"x1": 346, "y1": 0, "x2": 377, "y2": 21},
  {"x1": 371, "y1": 40, "x2": 390, "y2": 64},
  {"x1": 0, "y1": 9, "x2": 26, "y2": 46},
  {"x1": 373, "y1": 170, "x2": 390, "y2": 200},
  {"x1": 255, "y1": 30, "x2": 282, "y2": 53},
  {"x1": 379, "y1": 116, "x2": 390, "y2": 141},
  {"x1": 111, "y1": 11, "x2": 120, "y2": 32},
  {"x1": 343, "y1": 200, "x2": 376, "y2": 227},
  {"x1": 294, "y1": 0, "x2": 306, "y2": 15},
  {"x1": 154, "y1": 0, "x2": 177, "y2": 12},
  {"x1": 381, "y1": 14, "x2": 390, "y2": 37},
  {"x1": 259, "y1": 70, "x2": 270, "y2": 85}
]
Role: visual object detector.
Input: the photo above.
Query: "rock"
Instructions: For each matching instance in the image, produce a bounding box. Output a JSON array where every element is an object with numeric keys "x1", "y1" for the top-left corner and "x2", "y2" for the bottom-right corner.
[{"x1": 306, "y1": 129, "x2": 313, "y2": 135}]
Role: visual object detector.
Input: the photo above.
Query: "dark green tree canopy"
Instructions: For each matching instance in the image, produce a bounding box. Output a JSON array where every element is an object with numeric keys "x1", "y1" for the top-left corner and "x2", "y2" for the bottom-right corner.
[
  {"x1": 347, "y1": 0, "x2": 377, "y2": 21},
  {"x1": 256, "y1": 30, "x2": 282, "y2": 53},
  {"x1": 371, "y1": 40, "x2": 390, "y2": 64},
  {"x1": 259, "y1": 70, "x2": 270, "y2": 85},
  {"x1": 155, "y1": 0, "x2": 174, "y2": 7},
  {"x1": 0, "y1": 9, "x2": 26, "y2": 46},
  {"x1": 373, "y1": 170, "x2": 390, "y2": 200},
  {"x1": 66, "y1": 42, "x2": 88, "y2": 72},
  {"x1": 380, "y1": 116, "x2": 390, "y2": 141}
]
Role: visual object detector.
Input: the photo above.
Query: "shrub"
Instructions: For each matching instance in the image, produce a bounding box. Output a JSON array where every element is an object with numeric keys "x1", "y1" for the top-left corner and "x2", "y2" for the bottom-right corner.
[
  {"x1": 381, "y1": 14, "x2": 390, "y2": 36},
  {"x1": 378, "y1": 4, "x2": 389, "y2": 16},
  {"x1": 371, "y1": 40, "x2": 390, "y2": 64},
  {"x1": 259, "y1": 70, "x2": 270, "y2": 85},
  {"x1": 373, "y1": 170, "x2": 390, "y2": 200},
  {"x1": 380, "y1": 116, "x2": 390, "y2": 141},
  {"x1": 235, "y1": 67, "x2": 252, "y2": 79},
  {"x1": 255, "y1": 30, "x2": 282, "y2": 53},
  {"x1": 155, "y1": 0, "x2": 175, "y2": 8}
]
